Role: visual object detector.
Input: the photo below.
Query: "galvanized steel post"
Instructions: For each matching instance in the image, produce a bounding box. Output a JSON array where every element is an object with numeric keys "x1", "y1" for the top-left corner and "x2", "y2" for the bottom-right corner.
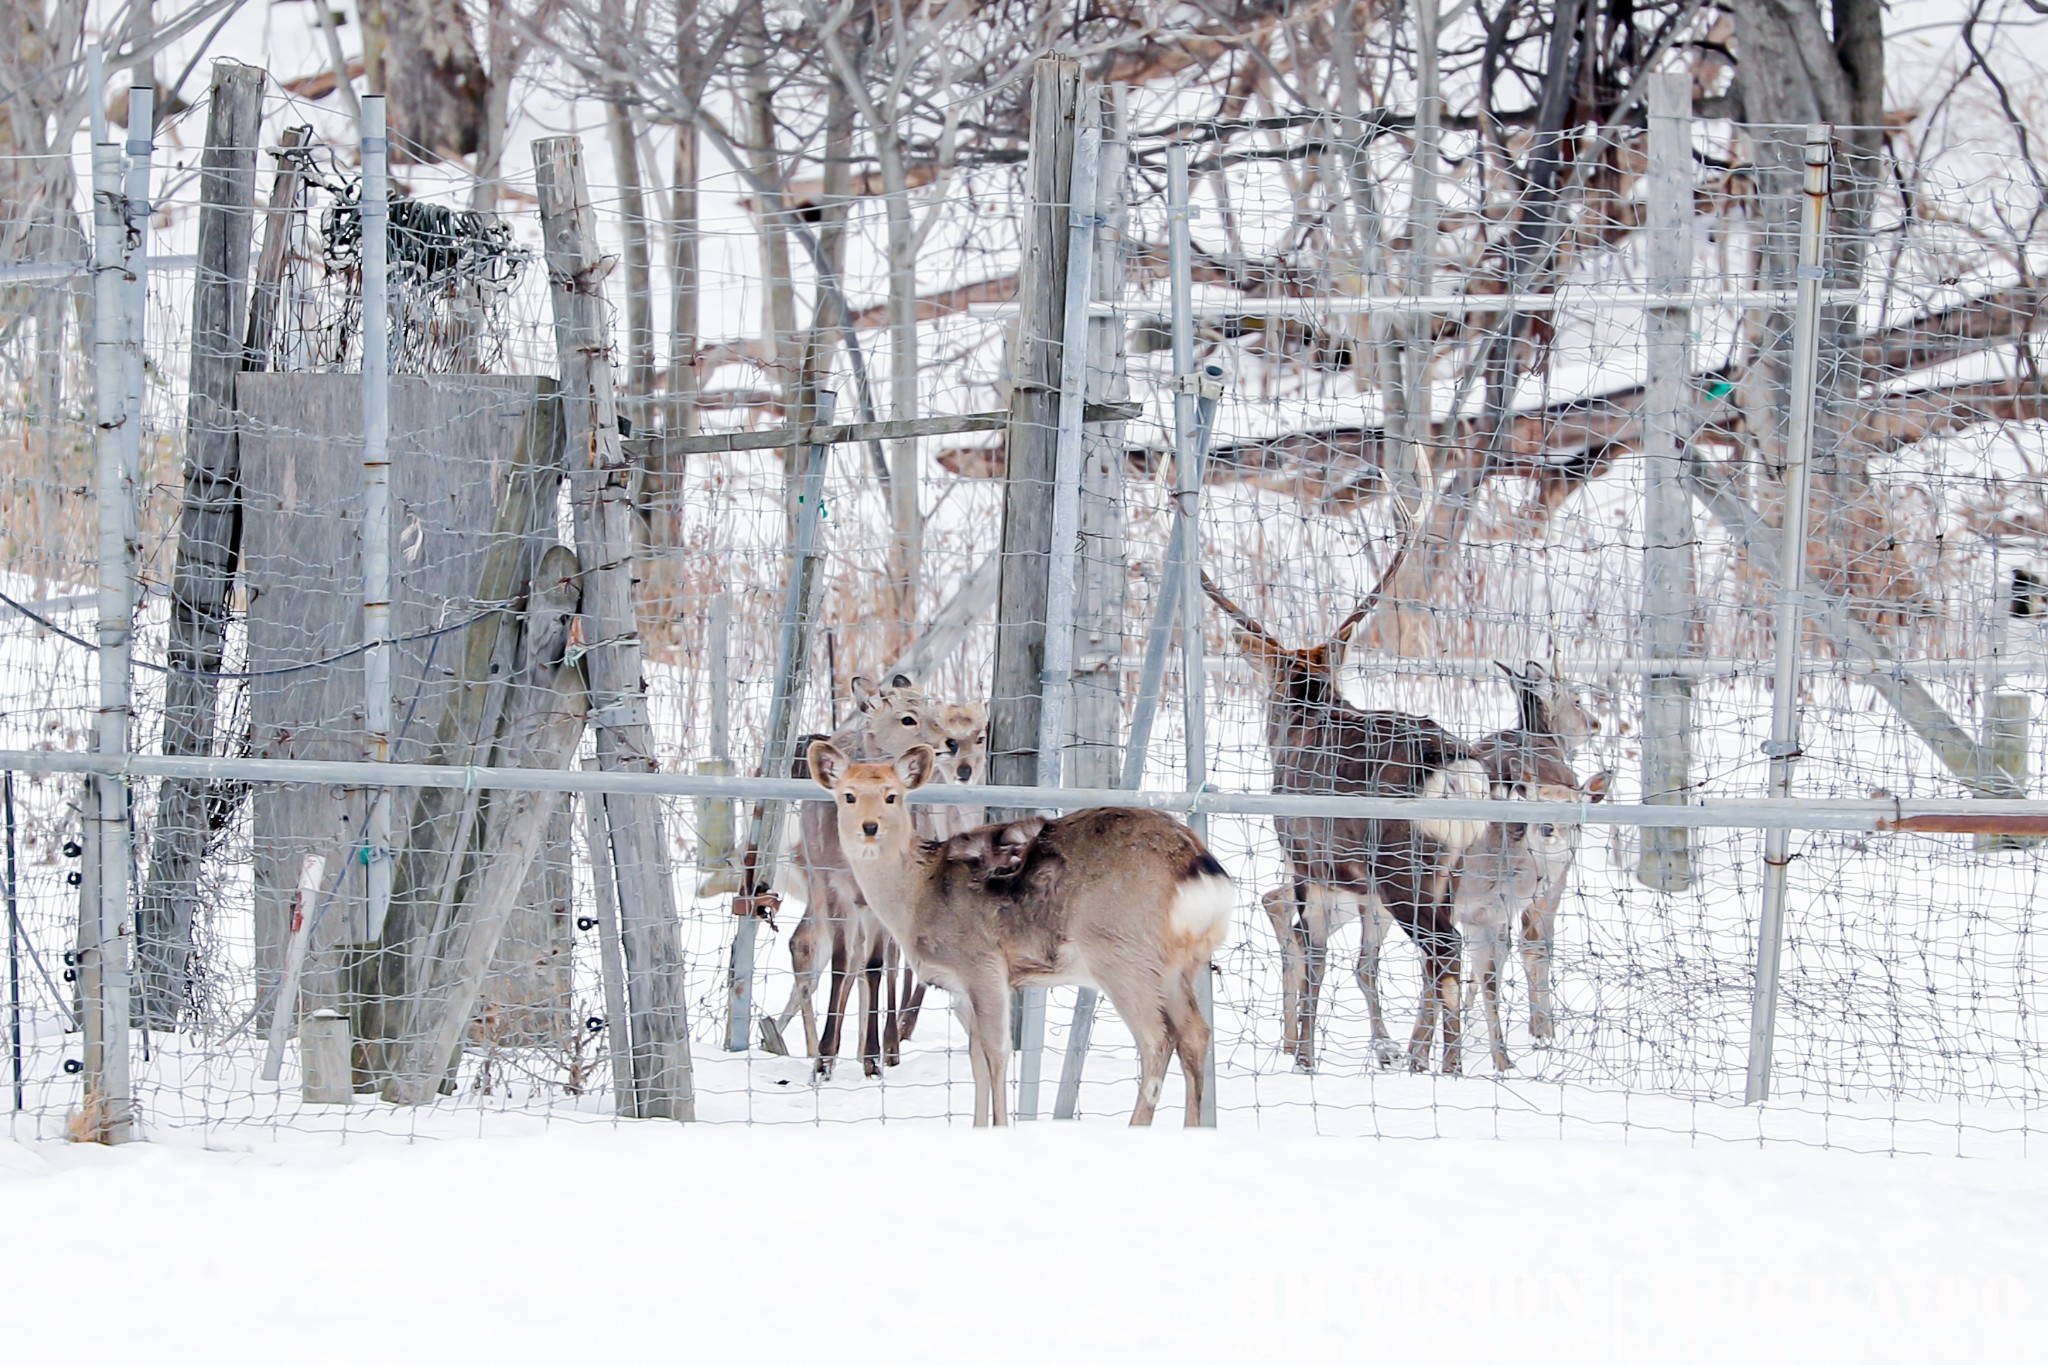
[{"x1": 1745, "y1": 125, "x2": 1832, "y2": 1105}]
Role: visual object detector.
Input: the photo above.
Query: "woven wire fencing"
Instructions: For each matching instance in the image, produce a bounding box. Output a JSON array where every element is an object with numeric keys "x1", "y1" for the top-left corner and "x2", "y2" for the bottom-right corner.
[{"x1": 4, "y1": 71, "x2": 2048, "y2": 1155}]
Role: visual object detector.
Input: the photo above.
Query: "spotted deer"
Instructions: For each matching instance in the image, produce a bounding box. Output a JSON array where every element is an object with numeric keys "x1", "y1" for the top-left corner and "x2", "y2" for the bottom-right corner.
[
  {"x1": 1201, "y1": 570, "x2": 1488, "y2": 1074},
  {"x1": 807, "y1": 740, "x2": 1234, "y2": 1126}
]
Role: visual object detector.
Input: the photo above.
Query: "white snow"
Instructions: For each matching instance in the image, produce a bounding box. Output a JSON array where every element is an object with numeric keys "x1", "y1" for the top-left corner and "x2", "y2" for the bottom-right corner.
[{"x1": 1, "y1": 1117, "x2": 2041, "y2": 1361}]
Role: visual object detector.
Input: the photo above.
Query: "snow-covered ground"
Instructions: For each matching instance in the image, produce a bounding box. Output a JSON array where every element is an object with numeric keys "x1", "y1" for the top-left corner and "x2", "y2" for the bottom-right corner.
[{"x1": 2, "y1": 1116, "x2": 2040, "y2": 1362}]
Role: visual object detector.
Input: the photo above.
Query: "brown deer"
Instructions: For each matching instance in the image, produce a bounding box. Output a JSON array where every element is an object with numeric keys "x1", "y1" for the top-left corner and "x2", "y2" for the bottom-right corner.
[
  {"x1": 1201, "y1": 569, "x2": 1487, "y2": 1074},
  {"x1": 766, "y1": 675, "x2": 948, "y2": 1073},
  {"x1": 806, "y1": 740, "x2": 1234, "y2": 1126}
]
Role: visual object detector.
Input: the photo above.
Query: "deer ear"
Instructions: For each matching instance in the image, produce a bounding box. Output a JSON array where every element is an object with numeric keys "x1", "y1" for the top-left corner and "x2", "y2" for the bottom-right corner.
[
  {"x1": 1524, "y1": 660, "x2": 1548, "y2": 682},
  {"x1": 807, "y1": 740, "x2": 848, "y2": 792},
  {"x1": 890, "y1": 672, "x2": 914, "y2": 690},
  {"x1": 897, "y1": 745, "x2": 936, "y2": 790},
  {"x1": 1584, "y1": 769, "x2": 1614, "y2": 803},
  {"x1": 850, "y1": 676, "x2": 879, "y2": 711}
]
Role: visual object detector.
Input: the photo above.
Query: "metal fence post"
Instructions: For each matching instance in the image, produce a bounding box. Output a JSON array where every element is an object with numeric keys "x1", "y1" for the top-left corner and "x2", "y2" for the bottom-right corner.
[
  {"x1": 122, "y1": 84, "x2": 154, "y2": 554},
  {"x1": 1638, "y1": 72, "x2": 1697, "y2": 891},
  {"x1": 730, "y1": 391, "x2": 837, "y2": 1051},
  {"x1": 85, "y1": 136, "x2": 135, "y2": 1143},
  {"x1": 1745, "y1": 124, "x2": 1832, "y2": 1105},
  {"x1": 1166, "y1": 143, "x2": 1221, "y2": 1127},
  {"x1": 359, "y1": 96, "x2": 394, "y2": 942}
]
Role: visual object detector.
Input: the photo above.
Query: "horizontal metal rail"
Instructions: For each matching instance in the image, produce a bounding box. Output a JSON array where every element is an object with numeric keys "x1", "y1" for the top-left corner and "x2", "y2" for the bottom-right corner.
[
  {"x1": 2, "y1": 748, "x2": 2042, "y2": 832},
  {"x1": 964, "y1": 288, "x2": 1870, "y2": 318},
  {"x1": 1, "y1": 254, "x2": 196, "y2": 283}
]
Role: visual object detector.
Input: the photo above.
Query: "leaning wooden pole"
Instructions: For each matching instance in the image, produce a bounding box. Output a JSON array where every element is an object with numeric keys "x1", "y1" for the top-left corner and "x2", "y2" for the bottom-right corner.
[
  {"x1": 534, "y1": 136, "x2": 695, "y2": 1121},
  {"x1": 134, "y1": 62, "x2": 265, "y2": 1029}
]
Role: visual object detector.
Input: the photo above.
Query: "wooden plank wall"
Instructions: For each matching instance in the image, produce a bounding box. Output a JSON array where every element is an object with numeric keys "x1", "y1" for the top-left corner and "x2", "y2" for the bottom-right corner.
[{"x1": 237, "y1": 374, "x2": 573, "y2": 1041}]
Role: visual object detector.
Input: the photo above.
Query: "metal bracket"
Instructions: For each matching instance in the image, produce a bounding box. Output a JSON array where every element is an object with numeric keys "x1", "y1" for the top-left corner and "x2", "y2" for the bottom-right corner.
[
  {"x1": 1760, "y1": 739, "x2": 1802, "y2": 760},
  {"x1": 1171, "y1": 371, "x2": 1226, "y2": 400}
]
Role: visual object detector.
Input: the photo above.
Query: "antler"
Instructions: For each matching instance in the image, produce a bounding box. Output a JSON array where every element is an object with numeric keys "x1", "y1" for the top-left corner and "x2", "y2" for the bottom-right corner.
[
  {"x1": 1331, "y1": 531, "x2": 1418, "y2": 645},
  {"x1": 1198, "y1": 570, "x2": 1281, "y2": 649}
]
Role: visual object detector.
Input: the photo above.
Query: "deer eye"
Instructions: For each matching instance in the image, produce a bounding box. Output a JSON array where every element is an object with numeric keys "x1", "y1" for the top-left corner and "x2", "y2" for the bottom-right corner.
[
  {"x1": 885, "y1": 793, "x2": 897, "y2": 804},
  {"x1": 843, "y1": 793, "x2": 855, "y2": 804},
  {"x1": 900, "y1": 714, "x2": 917, "y2": 726}
]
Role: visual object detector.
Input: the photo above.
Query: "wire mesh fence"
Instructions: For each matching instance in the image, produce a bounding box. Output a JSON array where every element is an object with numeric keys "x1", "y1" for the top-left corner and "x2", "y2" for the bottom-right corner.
[{"x1": 5, "y1": 60, "x2": 2048, "y2": 1155}]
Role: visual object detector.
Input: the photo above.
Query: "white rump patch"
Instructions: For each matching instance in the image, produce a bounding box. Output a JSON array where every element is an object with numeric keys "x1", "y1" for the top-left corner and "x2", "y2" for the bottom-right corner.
[
  {"x1": 1170, "y1": 875, "x2": 1236, "y2": 952},
  {"x1": 1419, "y1": 759, "x2": 1488, "y2": 852}
]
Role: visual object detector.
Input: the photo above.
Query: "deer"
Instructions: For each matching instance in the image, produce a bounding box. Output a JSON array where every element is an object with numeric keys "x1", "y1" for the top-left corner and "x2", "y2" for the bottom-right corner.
[
  {"x1": 1451, "y1": 755, "x2": 1609, "y2": 1072},
  {"x1": 1471, "y1": 661, "x2": 1602, "y2": 1049},
  {"x1": 1200, "y1": 566, "x2": 1489, "y2": 1075},
  {"x1": 888, "y1": 701, "x2": 989, "y2": 1047},
  {"x1": 1347, "y1": 659, "x2": 1607, "y2": 1070},
  {"x1": 806, "y1": 739, "x2": 1235, "y2": 1126},
  {"x1": 765, "y1": 675, "x2": 949, "y2": 1074}
]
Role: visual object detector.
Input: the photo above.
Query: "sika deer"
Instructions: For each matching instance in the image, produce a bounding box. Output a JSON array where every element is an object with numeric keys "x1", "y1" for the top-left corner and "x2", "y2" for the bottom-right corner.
[
  {"x1": 767, "y1": 675, "x2": 947, "y2": 1072},
  {"x1": 890, "y1": 702, "x2": 989, "y2": 1048},
  {"x1": 1348, "y1": 660, "x2": 1606, "y2": 1069},
  {"x1": 1201, "y1": 570, "x2": 1487, "y2": 1074},
  {"x1": 807, "y1": 741, "x2": 1234, "y2": 1126},
  {"x1": 1467, "y1": 661, "x2": 1603, "y2": 1050},
  {"x1": 1452, "y1": 758, "x2": 1609, "y2": 1071}
]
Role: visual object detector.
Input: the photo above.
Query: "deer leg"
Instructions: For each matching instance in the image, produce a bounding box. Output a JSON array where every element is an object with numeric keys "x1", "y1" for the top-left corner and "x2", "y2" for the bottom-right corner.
[
  {"x1": 769, "y1": 904, "x2": 825, "y2": 1057},
  {"x1": 1298, "y1": 891, "x2": 1334, "y2": 1073},
  {"x1": 881, "y1": 938, "x2": 903, "y2": 1067},
  {"x1": 1263, "y1": 887, "x2": 1307, "y2": 1065},
  {"x1": 957, "y1": 996, "x2": 994, "y2": 1127},
  {"x1": 1475, "y1": 926, "x2": 1510, "y2": 1073},
  {"x1": 1100, "y1": 969, "x2": 1174, "y2": 1126},
  {"x1": 1436, "y1": 925, "x2": 1464, "y2": 1077},
  {"x1": 1354, "y1": 899, "x2": 1398, "y2": 1068},
  {"x1": 899, "y1": 973, "x2": 927, "y2": 1042},
  {"x1": 1165, "y1": 964, "x2": 1211, "y2": 1128},
  {"x1": 816, "y1": 920, "x2": 855, "y2": 1080},
  {"x1": 859, "y1": 933, "x2": 886, "y2": 1078},
  {"x1": 962, "y1": 978, "x2": 1011, "y2": 1127},
  {"x1": 1522, "y1": 882, "x2": 1562, "y2": 1045}
]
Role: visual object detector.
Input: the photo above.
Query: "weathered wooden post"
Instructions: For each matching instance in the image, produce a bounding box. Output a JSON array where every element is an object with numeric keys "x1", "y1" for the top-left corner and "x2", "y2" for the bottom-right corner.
[
  {"x1": 1637, "y1": 73, "x2": 1698, "y2": 891},
  {"x1": 134, "y1": 61, "x2": 264, "y2": 1029},
  {"x1": 1053, "y1": 90, "x2": 1130, "y2": 1121},
  {"x1": 989, "y1": 58, "x2": 1085, "y2": 1120},
  {"x1": 535, "y1": 135, "x2": 695, "y2": 1120}
]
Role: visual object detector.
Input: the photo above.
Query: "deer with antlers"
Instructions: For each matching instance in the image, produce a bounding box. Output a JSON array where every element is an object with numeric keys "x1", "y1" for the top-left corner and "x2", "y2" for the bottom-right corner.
[{"x1": 1202, "y1": 563, "x2": 1488, "y2": 1074}]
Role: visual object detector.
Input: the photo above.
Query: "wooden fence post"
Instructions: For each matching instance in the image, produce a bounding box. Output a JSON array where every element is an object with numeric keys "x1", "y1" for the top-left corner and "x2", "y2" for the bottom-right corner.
[
  {"x1": 988, "y1": 58, "x2": 1084, "y2": 1119},
  {"x1": 534, "y1": 136, "x2": 695, "y2": 1120},
  {"x1": 134, "y1": 61, "x2": 264, "y2": 1030}
]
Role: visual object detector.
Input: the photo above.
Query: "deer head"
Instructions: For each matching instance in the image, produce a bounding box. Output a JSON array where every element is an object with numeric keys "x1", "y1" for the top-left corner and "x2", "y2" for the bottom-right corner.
[
  {"x1": 1497, "y1": 660, "x2": 1598, "y2": 754},
  {"x1": 808, "y1": 739, "x2": 934, "y2": 861},
  {"x1": 1200, "y1": 534, "x2": 1414, "y2": 705},
  {"x1": 931, "y1": 702, "x2": 988, "y2": 785}
]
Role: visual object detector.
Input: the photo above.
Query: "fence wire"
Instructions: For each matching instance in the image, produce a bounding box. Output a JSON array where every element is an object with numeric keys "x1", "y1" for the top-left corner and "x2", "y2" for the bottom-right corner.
[{"x1": 4, "y1": 75, "x2": 2048, "y2": 1156}]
